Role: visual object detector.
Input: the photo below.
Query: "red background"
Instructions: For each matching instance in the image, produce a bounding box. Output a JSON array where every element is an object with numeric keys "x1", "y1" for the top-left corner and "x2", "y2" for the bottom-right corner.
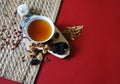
[{"x1": 1, "y1": 0, "x2": 120, "y2": 84}]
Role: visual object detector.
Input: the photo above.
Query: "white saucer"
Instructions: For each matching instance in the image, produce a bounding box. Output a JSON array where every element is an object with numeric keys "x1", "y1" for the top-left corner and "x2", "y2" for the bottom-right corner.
[{"x1": 22, "y1": 21, "x2": 70, "y2": 58}]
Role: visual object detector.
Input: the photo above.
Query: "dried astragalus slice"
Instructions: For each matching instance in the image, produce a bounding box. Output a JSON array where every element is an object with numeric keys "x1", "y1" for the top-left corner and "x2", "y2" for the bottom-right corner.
[
  {"x1": 42, "y1": 50, "x2": 47, "y2": 54},
  {"x1": 38, "y1": 52, "x2": 43, "y2": 57},
  {"x1": 26, "y1": 51, "x2": 35, "y2": 58},
  {"x1": 43, "y1": 44, "x2": 49, "y2": 50},
  {"x1": 62, "y1": 25, "x2": 84, "y2": 40}
]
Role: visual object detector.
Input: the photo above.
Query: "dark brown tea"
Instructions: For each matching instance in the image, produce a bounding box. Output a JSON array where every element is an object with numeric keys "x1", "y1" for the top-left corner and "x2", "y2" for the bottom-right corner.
[{"x1": 28, "y1": 20, "x2": 52, "y2": 42}]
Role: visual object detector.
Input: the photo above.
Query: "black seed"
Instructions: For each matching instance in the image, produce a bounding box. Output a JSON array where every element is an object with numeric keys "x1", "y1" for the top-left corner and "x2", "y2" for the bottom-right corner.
[
  {"x1": 45, "y1": 57, "x2": 51, "y2": 62},
  {"x1": 14, "y1": 11, "x2": 17, "y2": 15},
  {"x1": 54, "y1": 32, "x2": 59, "y2": 39},
  {"x1": 18, "y1": 31, "x2": 22, "y2": 33}
]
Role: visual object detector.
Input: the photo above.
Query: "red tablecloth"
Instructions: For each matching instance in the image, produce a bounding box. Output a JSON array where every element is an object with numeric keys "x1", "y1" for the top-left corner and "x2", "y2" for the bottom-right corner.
[{"x1": 1, "y1": 0, "x2": 120, "y2": 84}]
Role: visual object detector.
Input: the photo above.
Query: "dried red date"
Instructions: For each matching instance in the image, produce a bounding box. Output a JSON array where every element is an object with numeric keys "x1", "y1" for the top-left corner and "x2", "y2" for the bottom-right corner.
[
  {"x1": 13, "y1": 22, "x2": 16, "y2": 24},
  {"x1": 21, "y1": 56, "x2": 25, "y2": 62},
  {"x1": 14, "y1": 29, "x2": 16, "y2": 31},
  {"x1": 12, "y1": 43, "x2": 15, "y2": 45},
  {"x1": 13, "y1": 36, "x2": 16, "y2": 38},
  {"x1": 17, "y1": 35, "x2": 21, "y2": 37},
  {"x1": 1, "y1": 36, "x2": 6, "y2": 40},
  {"x1": 18, "y1": 31, "x2": 22, "y2": 33},
  {"x1": 0, "y1": 44, "x2": 5, "y2": 50},
  {"x1": 20, "y1": 26, "x2": 22, "y2": 29},
  {"x1": 2, "y1": 25, "x2": 6, "y2": 27},
  {"x1": 8, "y1": 35, "x2": 11, "y2": 38},
  {"x1": 11, "y1": 47, "x2": 15, "y2": 50},
  {"x1": 1, "y1": 36, "x2": 4, "y2": 40},
  {"x1": 4, "y1": 14, "x2": 9, "y2": 17},
  {"x1": 16, "y1": 40, "x2": 20, "y2": 44},
  {"x1": 0, "y1": 33, "x2": 3, "y2": 36},
  {"x1": 2, "y1": 29, "x2": 6, "y2": 32},
  {"x1": 13, "y1": 18, "x2": 15, "y2": 21},
  {"x1": 6, "y1": 41, "x2": 9, "y2": 45},
  {"x1": 1, "y1": 43, "x2": 5, "y2": 47},
  {"x1": 15, "y1": 32, "x2": 18, "y2": 35},
  {"x1": 12, "y1": 40, "x2": 14, "y2": 42},
  {"x1": 15, "y1": 40, "x2": 20, "y2": 47},
  {"x1": 14, "y1": 11, "x2": 17, "y2": 15},
  {"x1": 0, "y1": 47, "x2": 4, "y2": 50}
]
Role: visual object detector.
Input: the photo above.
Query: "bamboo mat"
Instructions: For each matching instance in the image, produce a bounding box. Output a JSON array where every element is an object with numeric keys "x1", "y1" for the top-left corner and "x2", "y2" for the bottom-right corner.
[{"x1": 0, "y1": 0, "x2": 62, "y2": 84}]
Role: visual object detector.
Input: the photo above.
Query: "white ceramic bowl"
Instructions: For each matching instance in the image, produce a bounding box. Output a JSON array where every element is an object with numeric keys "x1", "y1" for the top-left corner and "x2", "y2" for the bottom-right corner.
[{"x1": 25, "y1": 15, "x2": 55, "y2": 43}]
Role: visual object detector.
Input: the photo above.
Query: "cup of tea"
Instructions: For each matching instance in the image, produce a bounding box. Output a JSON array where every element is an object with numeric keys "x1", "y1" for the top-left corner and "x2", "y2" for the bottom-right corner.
[{"x1": 25, "y1": 15, "x2": 55, "y2": 43}]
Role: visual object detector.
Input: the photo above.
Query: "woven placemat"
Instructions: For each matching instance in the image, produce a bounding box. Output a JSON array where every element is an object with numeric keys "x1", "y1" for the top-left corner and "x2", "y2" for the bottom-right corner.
[{"x1": 0, "y1": 0, "x2": 61, "y2": 84}]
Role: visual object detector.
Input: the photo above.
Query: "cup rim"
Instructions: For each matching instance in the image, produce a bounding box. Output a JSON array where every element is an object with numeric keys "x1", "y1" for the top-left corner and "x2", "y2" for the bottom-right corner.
[{"x1": 25, "y1": 15, "x2": 55, "y2": 43}]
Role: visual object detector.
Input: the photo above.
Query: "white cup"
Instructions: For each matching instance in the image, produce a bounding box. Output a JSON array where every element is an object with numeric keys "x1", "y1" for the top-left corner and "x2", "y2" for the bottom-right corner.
[{"x1": 25, "y1": 15, "x2": 55, "y2": 43}]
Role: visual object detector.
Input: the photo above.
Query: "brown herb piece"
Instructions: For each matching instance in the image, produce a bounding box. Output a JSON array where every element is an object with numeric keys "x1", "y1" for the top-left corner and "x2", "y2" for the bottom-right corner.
[
  {"x1": 1, "y1": 43, "x2": 5, "y2": 47},
  {"x1": 62, "y1": 25, "x2": 84, "y2": 40},
  {"x1": 26, "y1": 50, "x2": 32, "y2": 53},
  {"x1": 13, "y1": 36, "x2": 16, "y2": 38},
  {"x1": 32, "y1": 55, "x2": 36, "y2": 58},
  {"x1": 32, "y1": 43, "x2": 37, "y2": 47},
  {"x1": 43, "y1": 45, "x2": 49, "y2": 51},
  {"x1": 15, "y1": 32, "x2": 18, "y2": 35},
  {"x1": 26, "y1": 51, "x2": 35, "y2": 58}
]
